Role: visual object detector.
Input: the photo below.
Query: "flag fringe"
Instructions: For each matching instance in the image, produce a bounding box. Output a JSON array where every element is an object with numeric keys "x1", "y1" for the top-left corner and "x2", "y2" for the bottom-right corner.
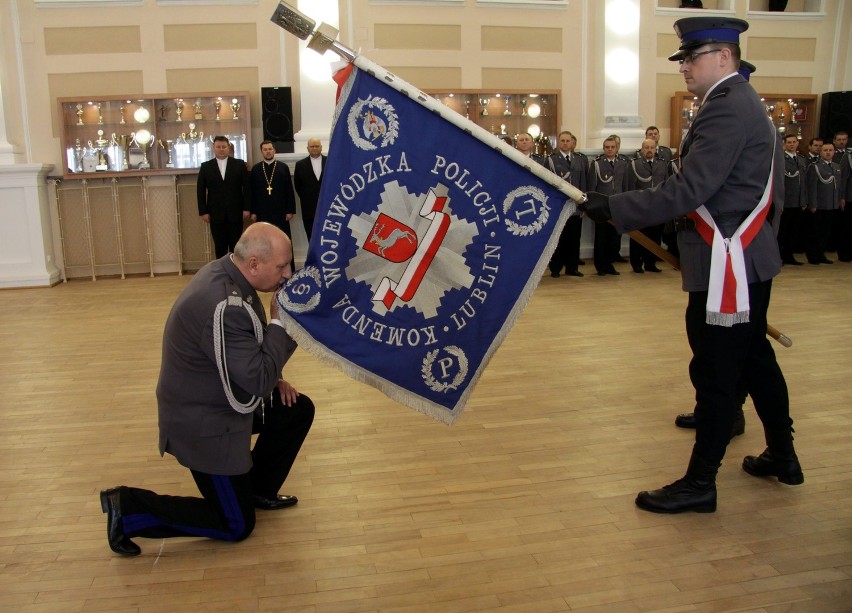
[{"x1": 706, "y1": 310, "x2": 750, "y2": 326}]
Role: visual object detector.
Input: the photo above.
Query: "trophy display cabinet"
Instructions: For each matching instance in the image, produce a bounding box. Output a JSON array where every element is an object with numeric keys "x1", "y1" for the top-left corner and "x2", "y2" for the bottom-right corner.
[
  {"x1": 427, "y1": 89, "x2": 560, "y2": 156},
  {"x1": 57, "y1": 91, "x2": 252, "y2": 179},
  {"x1": 53, "y1": 91, "x2": 253, "y2": 280},
  {"x1": 670, "y1": 91, "x2": 818, "y2": 154}
]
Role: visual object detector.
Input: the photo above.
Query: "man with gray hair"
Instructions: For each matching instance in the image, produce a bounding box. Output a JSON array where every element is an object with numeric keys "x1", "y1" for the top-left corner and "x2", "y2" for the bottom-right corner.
[{"x1": 100, "y1": 222, "x2": 314, "y2": 556}]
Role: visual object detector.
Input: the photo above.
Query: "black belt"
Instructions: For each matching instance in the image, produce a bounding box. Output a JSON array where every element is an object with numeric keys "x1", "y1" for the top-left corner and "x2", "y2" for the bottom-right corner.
[
  {"x1": 667, "y1": 210, "x2": 754, "y2": 234},
  {"x1": 667, "y1": 216, "x2": 695, "y2": 232}
]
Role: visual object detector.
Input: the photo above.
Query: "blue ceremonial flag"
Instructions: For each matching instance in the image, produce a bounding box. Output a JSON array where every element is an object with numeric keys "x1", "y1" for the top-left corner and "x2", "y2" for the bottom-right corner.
[{"x1": 277, "y1": 59, "x2": 577, "y2": 424}]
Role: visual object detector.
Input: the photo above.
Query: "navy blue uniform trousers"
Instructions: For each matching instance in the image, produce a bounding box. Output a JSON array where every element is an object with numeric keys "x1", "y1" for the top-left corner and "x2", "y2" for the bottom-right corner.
[{"x1": 117, "y1": 392, "x2": 314, "y2": 542}]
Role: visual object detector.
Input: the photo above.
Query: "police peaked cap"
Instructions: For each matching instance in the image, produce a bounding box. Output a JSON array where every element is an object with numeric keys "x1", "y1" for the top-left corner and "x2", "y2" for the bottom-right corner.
[
  {"x1": 738, "y1": 60, "x2": 756, "y2": 81},
  {"x1": 668, "y1": 17, "x2": 748, "y2": 61}
]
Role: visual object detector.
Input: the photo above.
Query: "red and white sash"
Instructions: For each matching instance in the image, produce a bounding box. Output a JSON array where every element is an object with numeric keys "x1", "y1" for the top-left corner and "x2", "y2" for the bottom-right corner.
[{"x1": 686, "y1": 148, "x2": 775, "y2": 327}]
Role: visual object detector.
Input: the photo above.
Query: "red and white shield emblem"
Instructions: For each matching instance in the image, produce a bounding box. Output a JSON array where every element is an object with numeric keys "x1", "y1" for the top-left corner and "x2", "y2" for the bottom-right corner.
[{"x1": 363, "y1": 213, "x2": 418, "y2": 263}]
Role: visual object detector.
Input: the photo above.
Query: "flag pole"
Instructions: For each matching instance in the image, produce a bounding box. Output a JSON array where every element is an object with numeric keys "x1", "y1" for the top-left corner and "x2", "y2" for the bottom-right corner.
[
  {"x1": 270, "y1": 1, "x2": 582, "y2": 212},
  {"x1": 270, "y1": 1, "x2": 790, "y2": 348},
  {"x1": 624, "y1": 225, "x2": 793, "y2": 347}
]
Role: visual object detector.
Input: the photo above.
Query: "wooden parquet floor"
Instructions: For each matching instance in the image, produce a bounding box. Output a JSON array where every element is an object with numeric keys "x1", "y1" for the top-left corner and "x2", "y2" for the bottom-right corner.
[{"x1": 0, "y1": 259, "x2": 850, "y2": 612}]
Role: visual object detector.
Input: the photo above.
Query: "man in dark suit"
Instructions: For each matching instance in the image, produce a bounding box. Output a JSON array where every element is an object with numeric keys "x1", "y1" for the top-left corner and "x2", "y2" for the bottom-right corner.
[
  {"x1": 547, "y1": 130, "x2": 587, "y2": 278},
  {"x1": 293, "y1": 138, "x2": 326, "y2": 242},
  {"x1": 99, "y1": 223, "x2": 315, "y2": 556},
  {"x1": 582, "y1": 17, "x2": 803, "y2": 514},
  {"x1": 197, "y1": 135, "x2": 251, "y2": 258}
]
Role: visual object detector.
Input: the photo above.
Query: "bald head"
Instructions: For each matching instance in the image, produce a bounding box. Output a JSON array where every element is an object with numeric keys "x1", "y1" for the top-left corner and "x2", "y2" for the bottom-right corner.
[
  {"x1": 641, "y1": 138, "x2": 657, "y2": 160},
  {"x1": 233, "y1": 222, "x2": 293, "y2": 292},
  {"x1": 307, "y1": 138, "x2": 322, "y2": 158}
]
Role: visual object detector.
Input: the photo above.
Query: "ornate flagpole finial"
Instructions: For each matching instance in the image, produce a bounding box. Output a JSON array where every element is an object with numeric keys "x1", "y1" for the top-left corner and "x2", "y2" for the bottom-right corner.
[{"x1": 270, "y1": 1, "x2": 356, "y2": 61}]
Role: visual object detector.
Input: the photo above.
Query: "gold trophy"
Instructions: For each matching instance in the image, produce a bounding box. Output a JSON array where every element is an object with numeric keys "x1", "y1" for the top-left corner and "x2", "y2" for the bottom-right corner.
[
  {"x1": 503, "y1": 95, "x2": 511, "y2": 116},
  {"x1": 788, "y1": 99, "x2": 799, "y2": 124},
  {"x1": 230, "y1": 98, "x2": 241, "y2": 120},
  {"x1": 94, "y1": 129, "x2": 109, "y2": 171},
  {"x1": 159, "y1": 139, "x2": 175, "y2": 168},
  {"x1": 97, "y1": 102, "x2": 104, "y2": 125},
  {"x1": 119, "y1": 104, "x2": 126, "y2": 125},
  {"x1": 76, "y1": 103, "x2": 84, "y2": 126},
  {"x1": 175, "y1": 99, "x2": 184, "y2": 122},
  {"x1": 214, "y1": 98, "x2": 222, "y2": 121},
  {"x1": 116, "y1": 134, "x2": 131, "y2": 170},
  {"x1": 133, "y1": 129, "x2": 154, "y2": 170},
  {"x1": 194, "y1": 99, "x2": 203, "y2": 120},
  {"x1": 480, "y1": 98, "x2": 490, "y2": 117}
]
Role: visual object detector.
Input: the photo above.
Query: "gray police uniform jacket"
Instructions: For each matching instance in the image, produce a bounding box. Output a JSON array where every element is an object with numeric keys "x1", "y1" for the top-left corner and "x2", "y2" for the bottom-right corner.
[
  {"x1": 547, "y1": 151, "x2": 587, "y2": 215},
  {"x1": 627, "y1": 157, "x2": 669, "y2": 191},
  {"x1": 157, "y1": 255, "x2": 297, "y2": 475},
  {"x1": 608, "y1": 73, "x2": 783, "y2": 292},
  {"x1": 806, "y1": 160, "x2": 842, "y2": 210},
  {"x1": 587, "y1": 156, "x2": 629, "y2": 196},
  {"x1": 783, "y1": 153, "x2": 807, "y2": 209}
]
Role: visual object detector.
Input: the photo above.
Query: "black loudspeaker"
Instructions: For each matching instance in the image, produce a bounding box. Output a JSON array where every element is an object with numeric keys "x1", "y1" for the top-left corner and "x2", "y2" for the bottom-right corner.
[
  {"x1": 819, "y1": 91, "x2": 852, "y2": 141},
  {"x1": 261, "y1": 86, "x2": 295, "y2": 153}
]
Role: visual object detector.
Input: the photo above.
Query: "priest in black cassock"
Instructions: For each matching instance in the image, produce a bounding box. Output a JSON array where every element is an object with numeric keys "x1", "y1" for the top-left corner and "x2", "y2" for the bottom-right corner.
[{"x1": 250, "y1": 141, "x2": 297, "y2": 246}]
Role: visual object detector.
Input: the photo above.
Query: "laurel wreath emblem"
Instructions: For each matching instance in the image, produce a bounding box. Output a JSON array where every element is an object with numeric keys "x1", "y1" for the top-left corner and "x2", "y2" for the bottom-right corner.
[
  {"x1": 421, "y1": 345, "x2": 469, "y2": 393},
  {"x1": 276, "y1": 266, "x2": 323, "y2": 314},
  {"x1": 502, "y1": 186, "x2": 550, "y2": 237},
  {"x1": 347, "y1": 96, "x2": 400, "y2": 151}
]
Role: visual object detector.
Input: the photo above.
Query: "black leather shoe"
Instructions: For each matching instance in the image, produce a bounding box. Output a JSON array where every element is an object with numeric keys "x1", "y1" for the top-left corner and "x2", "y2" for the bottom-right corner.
[
  {"x1": 645, "y1": 265, "x2": 662, "y2": 273},
  {"x1": 674, "y1": 412, "x2": 697, "y2": 428},
  {"x1": 615, "y1": 256, "x2": 628, "y2": 263},
  {"x1": 743, "y1": 428, "x2": 804, "y2": 486},
  {"x1": 632, "y1": 266, "x2": 644, "y2": 274},
  {"x1": 550, "y1": 271, "x2": 560, "y2": 278},
  {"x1": 674, "y1": 410, "x2": 745, "y2": 437},
  {"x1": 742, "y1": 449, "x2": 804, "y2": 485},
  {"x1": 567, "y1": 270, "x2": 584, "y2": 277},
  {"x1": 635, "y1": 453, "x2": 718, "y2": 514},
  {"x1": 100, "y1": 487, "x2": 141, "y2": 556},
  {"x1": 254, "y1": 494, "x2": 298, "y2": 510},
  {"x1": 605, "y1": 267, "x2": 620, "y2": 276}
]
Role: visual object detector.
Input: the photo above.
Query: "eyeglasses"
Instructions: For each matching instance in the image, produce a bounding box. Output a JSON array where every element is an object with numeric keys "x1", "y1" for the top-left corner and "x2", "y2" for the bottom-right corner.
[{"x1": 679, "y1": 48, "x2": 722, "y2": 66}]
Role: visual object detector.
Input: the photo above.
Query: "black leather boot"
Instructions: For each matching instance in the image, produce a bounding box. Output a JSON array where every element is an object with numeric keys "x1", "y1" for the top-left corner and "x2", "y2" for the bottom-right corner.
[
  {"x1": 674, "y1": 408, "x2": 745, "y2": 438},
  {"x1": 742, "y1": 428, "x2": 804, "y2": 485},
  {"x1": 635, "y1": 451, "x2": 719, "y2": 514}
]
